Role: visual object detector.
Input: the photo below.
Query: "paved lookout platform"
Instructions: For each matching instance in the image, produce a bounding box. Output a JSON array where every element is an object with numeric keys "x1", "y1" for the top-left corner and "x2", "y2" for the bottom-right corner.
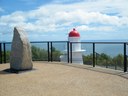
[{"x1": 0, "y1": 62, "x2": 128, "y2": 96}]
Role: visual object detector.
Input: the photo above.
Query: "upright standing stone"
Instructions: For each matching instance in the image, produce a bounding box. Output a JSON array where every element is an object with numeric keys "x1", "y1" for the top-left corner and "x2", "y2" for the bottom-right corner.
[{"x1": 10, "y1": 27, "x2": 33, "y2": 70}]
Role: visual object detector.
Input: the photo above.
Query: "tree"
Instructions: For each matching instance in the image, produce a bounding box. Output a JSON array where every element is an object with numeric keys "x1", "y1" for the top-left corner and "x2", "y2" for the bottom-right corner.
[
  {"x1": 112, "y1": 54, "x2": 123, "y2": 69},
  {"x1": 31, "y1": 46, "x2": 62, "y2": 61},
  {"x1": 51, "y1": 47, "x2": 62, "y2": 61},
  {"x1": 5, "y1": 51, "x2": 11, "y2": 63},
  {"x1": 31, "y1": 46, "x2": 48, "y2": 61},
  {"x1": 97, "y1": 53, "x2": 112, "y2": 67},
  {"x1": 83, "y1": 53, "x2": 124, "y2": 71},
  {"x1": 83, "y1": 54, "x2": 93, "y2": 65}
]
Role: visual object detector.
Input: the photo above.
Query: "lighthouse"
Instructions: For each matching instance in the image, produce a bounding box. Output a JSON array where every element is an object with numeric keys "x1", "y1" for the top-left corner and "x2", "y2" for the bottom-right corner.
[{"x1": 60, "y1": 28, "x2": 85, "y2": 64}]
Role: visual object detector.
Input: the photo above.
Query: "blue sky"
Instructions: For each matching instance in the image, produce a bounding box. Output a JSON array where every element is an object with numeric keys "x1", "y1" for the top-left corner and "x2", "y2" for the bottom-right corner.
[{"x1": 0, "y1": 0, "x2": 128, "y2": 41}]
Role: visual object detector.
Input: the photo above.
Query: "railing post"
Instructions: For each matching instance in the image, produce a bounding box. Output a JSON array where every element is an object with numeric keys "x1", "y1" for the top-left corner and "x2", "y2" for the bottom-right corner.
[
  {"x1": 50, "y1": 42, "x2": 53, "y2": 62},
  {"x1": 3, "y1": 43, "x2": 6, "y2": 63},
  {"x1": 70, "y1": 42, "x2": 72, "y2": 63},
  {"x1": 0, "y1": 43, "x2": 2, "y2": 64},
  {"x1": 67, "y1": 41, "x2": 69, "y2": 63},
  {"x1": 47, "y1": 42, "x2": 50, "y2": 62},
  {"x1": 93, "y1": 43, "x2": 95, "y2": 67},
  {"x1": 124, "y1": 43, "x2": 127, "y2": 72}
]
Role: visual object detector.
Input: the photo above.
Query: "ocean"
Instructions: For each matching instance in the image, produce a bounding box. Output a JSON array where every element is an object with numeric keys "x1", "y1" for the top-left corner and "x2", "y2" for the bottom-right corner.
[{"x1": 3, "y1": 40, "x2": 128, "y2": 57}]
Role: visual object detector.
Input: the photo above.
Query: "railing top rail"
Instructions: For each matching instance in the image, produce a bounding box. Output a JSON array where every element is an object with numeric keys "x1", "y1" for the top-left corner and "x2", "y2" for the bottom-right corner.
[
  {"x1": 1, "y1": 41, "x2": 128, "y2": 44},
  {"x1": 0, "y1": 42, "x2": 11, "y2": 44},
  {"x1": 31, "y1": 41, "x2": 68, "y2": 43},
  {"x1": 70, "y1": 42, "x2": 128, "y2": 44},
  {"x1": 1, "y1": 41, "x2": 69, "y2": 44}
]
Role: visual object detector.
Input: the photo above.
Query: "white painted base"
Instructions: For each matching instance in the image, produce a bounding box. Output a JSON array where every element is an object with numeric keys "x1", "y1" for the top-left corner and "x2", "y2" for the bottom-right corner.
[{"x1": 60, "y1": 51, "x2": 85, "y2": 64}]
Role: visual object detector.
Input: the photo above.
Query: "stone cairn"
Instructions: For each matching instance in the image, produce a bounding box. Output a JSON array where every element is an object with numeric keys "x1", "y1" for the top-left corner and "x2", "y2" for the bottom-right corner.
[{"x1": 10, "y1": 27, "x2": 33, "y2": 72}]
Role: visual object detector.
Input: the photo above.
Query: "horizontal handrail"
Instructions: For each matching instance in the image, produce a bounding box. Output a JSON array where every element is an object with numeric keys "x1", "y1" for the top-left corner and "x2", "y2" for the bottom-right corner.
[{"x1": 2, "y1": 41, "x2": 128, "y2": 44}]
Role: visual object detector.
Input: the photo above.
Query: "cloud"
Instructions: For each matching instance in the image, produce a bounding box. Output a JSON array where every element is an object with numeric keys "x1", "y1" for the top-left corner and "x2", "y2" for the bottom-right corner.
[
  {"x1": 94, "y1": 0, "x2": 128, "y2": 16},
  {"x1": 53, "y1": 0, "x2": 85, "y2": 4},
  {"x1": 0, "y1": 7, "x2": 4, "y2": 12},
  {"x1": 0, "y1": 0, "x2": 128, "y2": 41},
  {"x1": 77, "y1": 25, "x2": 114, "y2": 32}
]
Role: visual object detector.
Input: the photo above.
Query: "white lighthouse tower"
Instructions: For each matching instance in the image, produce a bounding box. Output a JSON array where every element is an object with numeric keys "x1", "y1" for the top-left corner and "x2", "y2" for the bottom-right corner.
[{"x1": 60, "y1": 28, "x2": 85, "y2": 64}]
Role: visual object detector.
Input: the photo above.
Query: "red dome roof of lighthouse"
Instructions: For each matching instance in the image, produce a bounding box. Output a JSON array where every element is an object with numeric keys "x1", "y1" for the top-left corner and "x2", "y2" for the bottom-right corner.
[{"x1": 69, "y1": 28, "x2": 80, "y2": 37}]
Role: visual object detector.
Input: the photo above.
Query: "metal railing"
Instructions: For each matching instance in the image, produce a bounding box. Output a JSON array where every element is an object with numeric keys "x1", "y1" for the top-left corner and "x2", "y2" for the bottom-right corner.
[
  {"x1": 0, "y1": 41, "x2": 127, "y2": 72},
  {"x1": 70, "y1": 42, "x2": 128, "y2": 72}
]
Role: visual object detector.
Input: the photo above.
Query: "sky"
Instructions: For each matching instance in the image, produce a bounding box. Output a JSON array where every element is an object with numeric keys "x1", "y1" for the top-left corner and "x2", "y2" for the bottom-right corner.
[{"x1": 0, "y1": 0, "x2": 128, "y2": 41}]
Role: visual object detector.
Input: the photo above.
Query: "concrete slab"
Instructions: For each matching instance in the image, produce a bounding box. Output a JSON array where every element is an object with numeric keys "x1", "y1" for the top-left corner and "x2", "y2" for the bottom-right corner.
[{"x1": 0, "y1": 62, "x2": 128, "y2": 96}]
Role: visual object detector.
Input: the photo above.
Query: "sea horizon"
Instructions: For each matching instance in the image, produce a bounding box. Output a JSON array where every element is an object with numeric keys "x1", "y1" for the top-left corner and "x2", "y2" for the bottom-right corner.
[
  {"x1": 81, "y1": 39, "x2": 128, "y2": 42},
  {"x1": 3, "y1": 39, "x2": 128, "y2": 57},
  {"x1": 1, "y1": 39, "x2": 128, "y2": 43}
]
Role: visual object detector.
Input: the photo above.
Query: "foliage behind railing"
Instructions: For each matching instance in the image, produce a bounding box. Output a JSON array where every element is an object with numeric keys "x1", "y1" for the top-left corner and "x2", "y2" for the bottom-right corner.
[{"x1": 0, "y1": 41, "x2": 127, "y2": 72}]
